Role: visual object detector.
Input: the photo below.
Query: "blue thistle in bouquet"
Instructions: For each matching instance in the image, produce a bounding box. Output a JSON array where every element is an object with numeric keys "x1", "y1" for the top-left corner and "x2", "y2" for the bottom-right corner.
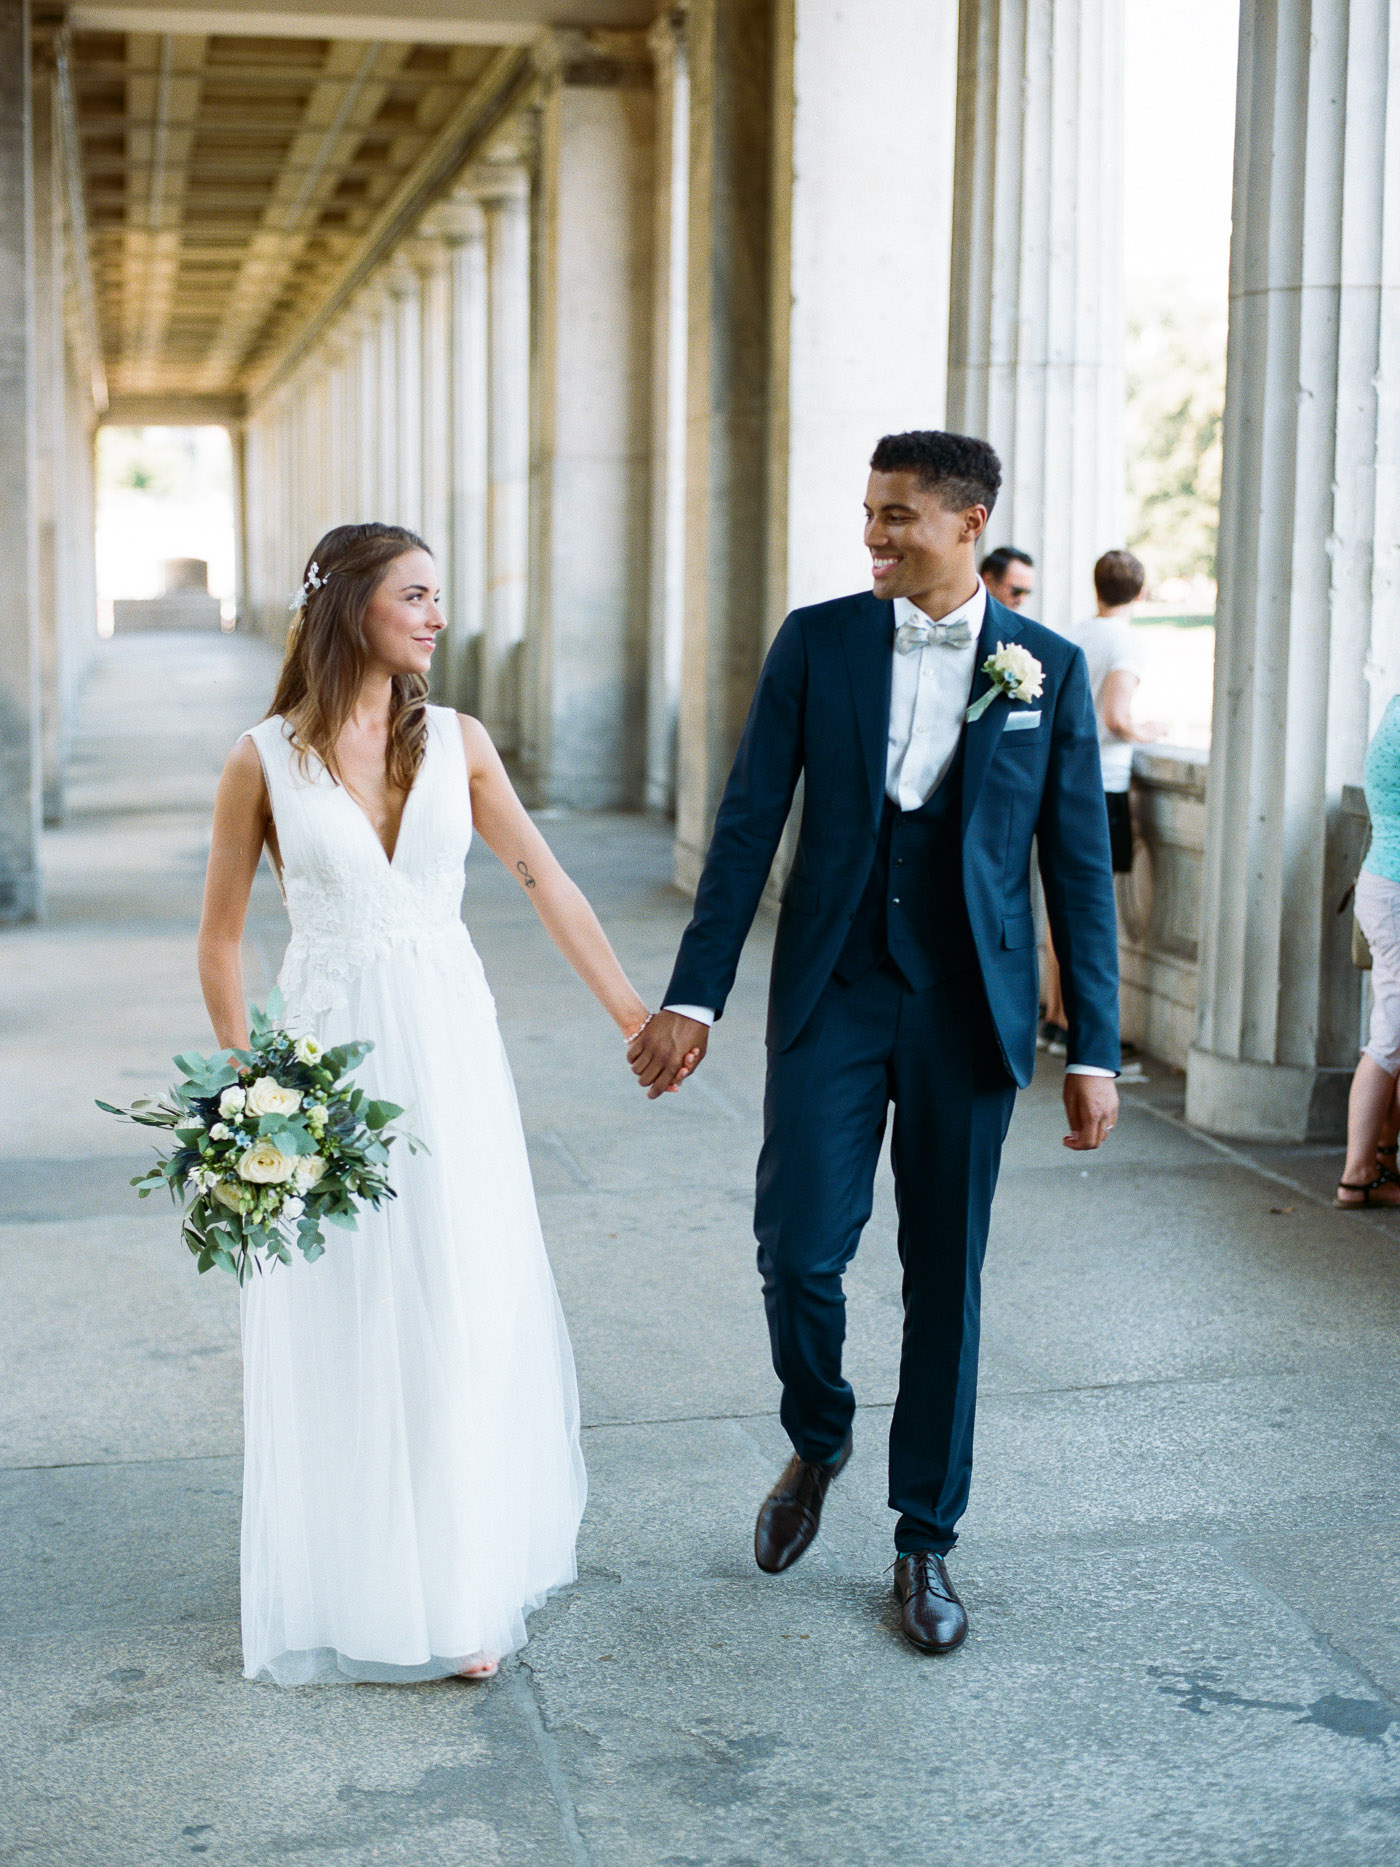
[{"x1": 98, "y1": 991, "x2": 424, "y2": 1284}]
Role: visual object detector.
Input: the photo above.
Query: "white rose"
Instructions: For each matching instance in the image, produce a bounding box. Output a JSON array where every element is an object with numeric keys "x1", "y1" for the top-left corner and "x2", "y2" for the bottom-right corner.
[
  {"x1": 209, "y1": 1121, "x2": 230, "y2": 1141},
  {"x1": 293, "y1": 1035, "x2": 324, "y2": 1065},
  {"x1": 237, "y1": 1141, "x2": 297, "y2": 1185},
  {"x1": 282, "y1": 1196, "x2": 305, "y2": 1220},
  {"x1": 245, "y1": 1076, "x2": 302, "y2": 1118},
  {"x1": 990, "y1": 641, "x2": 1044, "y2": 701},
  {"x1": 212, "y1": 1179, "x2": 249, "y2": 1212},
  {"x1": 294, "y1": 1153, "x2": 327, "y2": 1193},
  {"x1": 219, "y1": 1086, "x2": 246, "y2": 1116}
]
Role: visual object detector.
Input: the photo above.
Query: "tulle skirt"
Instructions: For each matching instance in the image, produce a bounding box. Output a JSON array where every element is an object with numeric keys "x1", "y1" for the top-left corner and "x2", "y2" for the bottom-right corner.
[{"x1": 239, "y1": 934, "x2": 586, "y2": 1685}]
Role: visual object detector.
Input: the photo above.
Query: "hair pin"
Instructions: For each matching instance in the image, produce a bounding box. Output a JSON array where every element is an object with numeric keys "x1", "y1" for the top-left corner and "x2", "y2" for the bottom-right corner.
[{"x1": 288, "y1": 561, "x2": 331, "y2": 612}]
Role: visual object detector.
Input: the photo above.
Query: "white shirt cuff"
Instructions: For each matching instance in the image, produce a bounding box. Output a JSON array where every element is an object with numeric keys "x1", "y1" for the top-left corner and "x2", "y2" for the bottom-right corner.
[
  {"x1": 1066, "y1": 1063, "x2": 1117, "y2": 1077},
  {"x1": 663, "y1": 1004, "x2": 716, "y2": 1026}
]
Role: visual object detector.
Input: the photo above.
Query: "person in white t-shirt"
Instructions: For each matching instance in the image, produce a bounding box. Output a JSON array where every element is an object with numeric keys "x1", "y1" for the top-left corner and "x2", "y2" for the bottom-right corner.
[{"x1": 1040, "y1": 550, "x2": 1160, "y2": 1056}]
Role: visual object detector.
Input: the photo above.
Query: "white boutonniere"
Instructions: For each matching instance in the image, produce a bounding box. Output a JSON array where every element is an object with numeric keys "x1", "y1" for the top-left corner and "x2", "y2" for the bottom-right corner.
[{"x1": 966, "y1": 641, "x2": 1045, "y2": 722}]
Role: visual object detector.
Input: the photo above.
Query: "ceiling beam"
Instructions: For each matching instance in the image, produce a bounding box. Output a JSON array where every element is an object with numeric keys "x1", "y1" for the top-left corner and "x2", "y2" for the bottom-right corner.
[
  {"x1": 131, "y1": 33, "x2": 207, "y2": 393},
  {"x1": 52, "y1": 33, "x2": 109, "y2": 410},
  {"x1": 194, "y1": 38, "x2": 413, "y2": 391},
  {"x1": 69, "y1": 6, "x2": 541, "y2": 46},
  {"x1": 248, "y1": 42, "x2": 532, "y2": 403},
  {"x1": 101, "y1": 391, "x2": 246, "y2": 423},
  {"x1": 71, "y1": 2, "x2": 656, "y2": 42},
  {"x1": 75, "y1": 62, "x2": 494, "y2": 88}
]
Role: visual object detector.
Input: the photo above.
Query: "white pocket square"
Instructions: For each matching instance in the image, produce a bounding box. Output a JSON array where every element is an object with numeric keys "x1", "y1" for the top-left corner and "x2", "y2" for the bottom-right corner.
[{"x1": 1003, "y1": 709, "x2": 1042, "y2": 731}]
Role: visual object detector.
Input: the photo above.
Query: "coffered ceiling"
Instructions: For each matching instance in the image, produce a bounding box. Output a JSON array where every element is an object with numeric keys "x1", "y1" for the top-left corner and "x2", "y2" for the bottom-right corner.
[{"x1": 67, "y1": 27, "x2": 514, "y2": 408}]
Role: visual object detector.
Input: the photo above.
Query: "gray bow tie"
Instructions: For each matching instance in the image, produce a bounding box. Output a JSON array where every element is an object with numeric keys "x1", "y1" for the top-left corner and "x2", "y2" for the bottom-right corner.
[{"x1": 895, "y1": 616, "x2": 973, "y2": 653}]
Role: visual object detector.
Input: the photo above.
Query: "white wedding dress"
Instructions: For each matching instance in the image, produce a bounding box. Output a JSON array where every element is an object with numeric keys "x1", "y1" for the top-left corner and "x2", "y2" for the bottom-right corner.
[{"x1": 238, "y1": 705, "x2": 586, "y2": 1685}]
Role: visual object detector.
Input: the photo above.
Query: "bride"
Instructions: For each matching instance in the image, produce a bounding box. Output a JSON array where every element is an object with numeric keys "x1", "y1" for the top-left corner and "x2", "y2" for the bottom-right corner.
[{"x1": 198, "y1": 521, "x2": 676, "y2": 1686}]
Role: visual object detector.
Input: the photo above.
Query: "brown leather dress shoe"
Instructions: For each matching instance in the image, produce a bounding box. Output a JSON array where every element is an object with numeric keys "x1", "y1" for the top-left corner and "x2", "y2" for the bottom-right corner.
[
  {"x1": 893, "y1": 1552, "x2": 968, "y2": 1654},
  {"x1": 753, "y1": 1434, "x2": 853, "y2": 1574}
]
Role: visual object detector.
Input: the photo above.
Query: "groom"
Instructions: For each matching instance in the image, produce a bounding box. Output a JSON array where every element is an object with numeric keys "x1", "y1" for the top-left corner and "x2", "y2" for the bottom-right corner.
[{"x1": 629, "y1": 431, "x2": 1120, "y2": 1653}]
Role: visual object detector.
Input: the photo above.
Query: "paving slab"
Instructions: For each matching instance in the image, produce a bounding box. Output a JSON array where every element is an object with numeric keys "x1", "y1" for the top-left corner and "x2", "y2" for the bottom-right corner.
[{"x1": 3, "y1": 633, "x2": 1399, "y2": 1865}]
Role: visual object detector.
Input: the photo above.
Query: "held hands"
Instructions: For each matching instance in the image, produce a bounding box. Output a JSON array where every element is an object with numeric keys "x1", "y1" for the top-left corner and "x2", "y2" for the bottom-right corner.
[
  {"x1": 1062, "y1": 1073, "x2": 1118, "y2": 1150},
  {"x1": 627, "y1": 1010, "x2": 708, "y2": 1099}
]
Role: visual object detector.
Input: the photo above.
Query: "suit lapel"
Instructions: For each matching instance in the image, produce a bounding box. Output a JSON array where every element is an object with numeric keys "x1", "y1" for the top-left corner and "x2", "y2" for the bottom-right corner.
[
  {"x1": 839, "y1": 593, "x2": 895, "y2": 832},
  {"x1": 961, "y1": 593, "x2": 1020, "y2": 830}
]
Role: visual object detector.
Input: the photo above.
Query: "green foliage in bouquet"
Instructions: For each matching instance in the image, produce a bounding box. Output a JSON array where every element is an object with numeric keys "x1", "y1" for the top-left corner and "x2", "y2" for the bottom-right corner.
[{"x1": 98, "y1": 991, "x2": 424, "y2": 1284}]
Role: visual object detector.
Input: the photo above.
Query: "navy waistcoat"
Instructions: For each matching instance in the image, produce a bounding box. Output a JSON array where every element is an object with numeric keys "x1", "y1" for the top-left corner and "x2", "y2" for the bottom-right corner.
[{"x1": 834, "y1": 741, "x2": 978, "y2": 993}]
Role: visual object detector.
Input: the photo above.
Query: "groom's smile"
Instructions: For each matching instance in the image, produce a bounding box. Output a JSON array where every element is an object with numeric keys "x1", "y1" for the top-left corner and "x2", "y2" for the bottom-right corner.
[{"x1": 863, "y1": 468, "x2": 988, "y2": 615}]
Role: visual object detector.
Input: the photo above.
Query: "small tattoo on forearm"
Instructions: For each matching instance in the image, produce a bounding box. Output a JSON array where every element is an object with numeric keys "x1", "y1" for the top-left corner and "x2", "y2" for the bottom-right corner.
[{"x1": 516, "y1": 860, "x2": 537, "y2": 889}]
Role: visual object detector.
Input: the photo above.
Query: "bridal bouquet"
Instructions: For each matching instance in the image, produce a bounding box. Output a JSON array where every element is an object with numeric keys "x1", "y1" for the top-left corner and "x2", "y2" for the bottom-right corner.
[{"x1": 98, "y1": 993, "x2": 422, "y2": 1284}]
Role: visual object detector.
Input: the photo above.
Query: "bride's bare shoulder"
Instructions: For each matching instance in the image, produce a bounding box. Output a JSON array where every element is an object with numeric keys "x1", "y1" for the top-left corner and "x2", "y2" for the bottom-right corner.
[
  {"x1": 455, "y1": 712, "x2": 503, "y2": 775},
  {"x1": 218, "y1": 731, "x2": 269, "y2": 805}
]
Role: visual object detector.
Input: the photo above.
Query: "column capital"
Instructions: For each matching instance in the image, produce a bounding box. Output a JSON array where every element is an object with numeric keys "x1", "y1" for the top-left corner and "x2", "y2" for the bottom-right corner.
[
  {"x1": 383, "y1": 261, "x2": 420, "y2": 301},
  {"x1": 647, "y1": 8, "x2": 687, "y2": 70},
  {"x1": 420, "y1": 199, "x2": 486, "y2": 246},
  {"x1": 403, "y1": 233, "x2": 453, "y2": 279},
  {"x1": 531, "y1": 27, "x2": 651, "y2": 88},
  {"x1": 350, "y1": 279, "x2": 392, "y2": 321},
  {"x1": 455, "y1": 164, "x2": 531, "y2": 209}
]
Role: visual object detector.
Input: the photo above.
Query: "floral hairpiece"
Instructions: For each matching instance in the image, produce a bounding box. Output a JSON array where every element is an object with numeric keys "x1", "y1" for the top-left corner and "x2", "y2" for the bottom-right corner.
[{"x1": 288, "y1": 561, "x2": 331, "y2": 612}]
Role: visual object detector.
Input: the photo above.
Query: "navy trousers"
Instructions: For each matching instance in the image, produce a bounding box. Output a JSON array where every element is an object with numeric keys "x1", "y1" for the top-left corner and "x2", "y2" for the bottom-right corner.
[{"x1": 754, "y1": 959, "x2": 1017, "y2": 1554}]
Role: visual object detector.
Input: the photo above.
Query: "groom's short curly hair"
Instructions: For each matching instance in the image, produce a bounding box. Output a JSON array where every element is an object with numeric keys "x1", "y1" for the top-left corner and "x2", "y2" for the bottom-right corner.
[{"x1": 870, "y1": 430, "x2": 1002, "y2": 515}]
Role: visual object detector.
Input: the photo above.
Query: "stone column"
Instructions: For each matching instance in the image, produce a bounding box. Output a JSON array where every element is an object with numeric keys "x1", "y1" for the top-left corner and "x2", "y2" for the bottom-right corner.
[
  {"x1": 318, "y1": 335, "x2": 349, "y2": 538},
  {"x1": 411, "y1": 235, "x2": 451, "y2": 574},
  {"x1": 388, "y1": 263, "x2": 422, "y2": 534},
  {"x1": 306, "y1": 360, "x2": 334, "y2": 548},
  {"x1": 673, "y1": 0, "x2": 778, "y2": 885},
  {"x1": 775, "y1": 0, "x2": 958, "y2": 615},
  {"x1": 1186, "y1": 0, "x2": 1400, "y2": 1143},
  {"x1": 277, "y1": 394, "x2": 298, "y2": 603},
  {"x1": 0, "y1": 0, "x2": 40, "y2": 920},
  {"x1": 529, "y1": 37, "x2": 655, "y2": 808},
  {"x1": 473, "y1": 166, "x2": 531, "y2": 755},
  {"x1": 946, "y1": 0, "x2": 1126, "y2": 634},
  {"x1": 373, "y1": 283, "x2": 399, "y2": 522},
  {"x1": 58, "y1": 369, "x2": 98, "y2": 676},
  {"x1": 335, "y1": 333, "x2": 358, "y2": 528},
  {"x1": 231, "y1": 419, "x2": 249, "y2": 630},
  {"x1": 290, "y1": 380, "x2": 311, "y2": 564},
  {"x1": 645, "y1": 9, "x2": 689, "y2": 814},
  {"x1": 242, "y1": 415, "x2": 267, "y2": 634},
  {"x1": 430, "y1": 199, "x2": 488, "y2": 713},
  {"x1": 351, "y1": 295, "x2": 379, "y2": 523},
  {"x1": 31, "y1": 59, "x2": 66, "y2": 825}
]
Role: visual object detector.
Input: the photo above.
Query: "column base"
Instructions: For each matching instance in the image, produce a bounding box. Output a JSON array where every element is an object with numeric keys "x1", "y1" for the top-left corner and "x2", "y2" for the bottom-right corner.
[
  {"x1": 0, "y1": 870, "x2": 42, "y2": 924},
  {"x1": 672, "y1": 836, "x2": 704, "y2": 897},
  {"x1": 1185, "y1": 1047, "x2": 1352, "y2": 1144}
]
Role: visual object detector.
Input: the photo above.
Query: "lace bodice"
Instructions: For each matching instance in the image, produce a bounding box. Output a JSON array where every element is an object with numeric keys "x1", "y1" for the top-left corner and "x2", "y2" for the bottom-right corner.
[{"x1": 245, "y1": 706, "x2": 494, "y2": 1021}]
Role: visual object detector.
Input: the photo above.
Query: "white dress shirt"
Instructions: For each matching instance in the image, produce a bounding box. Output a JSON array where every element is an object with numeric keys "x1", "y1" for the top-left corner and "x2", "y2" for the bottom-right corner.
[
  {"x1": 666, "y1": 579, "x2": 1114, "y2": 1076},
  {"x1": 886, "y1": 586, "x2": 984, "y2": 809}
]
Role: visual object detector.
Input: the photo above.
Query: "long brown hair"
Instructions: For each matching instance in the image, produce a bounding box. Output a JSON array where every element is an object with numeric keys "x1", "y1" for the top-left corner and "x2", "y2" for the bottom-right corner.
[{"x1": 267, "y1": 523, "x2": 432, "y2": 792}]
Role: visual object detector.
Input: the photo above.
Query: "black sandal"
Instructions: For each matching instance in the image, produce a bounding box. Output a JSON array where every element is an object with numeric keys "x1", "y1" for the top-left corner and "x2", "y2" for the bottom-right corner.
[
  {"x1": 1334, "y1": 1176, "x2": 1400, "y2": 1208},
  {"x1": 1379, "y1": 1144, "x2": 1400, "y2": 1185}
]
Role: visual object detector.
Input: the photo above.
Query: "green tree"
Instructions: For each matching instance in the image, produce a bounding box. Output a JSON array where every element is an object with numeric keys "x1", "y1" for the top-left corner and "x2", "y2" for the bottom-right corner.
[{"x1": 1125, "y1": 291, "x2": 1226, "y2": 586}]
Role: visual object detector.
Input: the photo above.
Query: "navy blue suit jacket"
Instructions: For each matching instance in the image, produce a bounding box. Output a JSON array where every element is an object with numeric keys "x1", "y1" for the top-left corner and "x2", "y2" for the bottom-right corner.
[{"x1": 664, "y1": 589, "x2": 1120, "y2": 1085}]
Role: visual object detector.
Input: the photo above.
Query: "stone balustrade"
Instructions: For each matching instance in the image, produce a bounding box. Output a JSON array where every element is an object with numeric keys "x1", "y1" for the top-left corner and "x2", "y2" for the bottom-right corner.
[
  {"x1": 1118, "y1": 749, "x2": 1369, "y2": 1111},
  {"x1": 1116, "y1": 745, "x2": 1208, "y2": 1068}
]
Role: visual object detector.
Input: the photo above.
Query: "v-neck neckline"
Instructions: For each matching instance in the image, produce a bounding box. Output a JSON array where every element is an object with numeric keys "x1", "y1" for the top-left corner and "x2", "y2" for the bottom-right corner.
[{"x1": 332, "y1": 722, "x2": 430, "y2": 869}]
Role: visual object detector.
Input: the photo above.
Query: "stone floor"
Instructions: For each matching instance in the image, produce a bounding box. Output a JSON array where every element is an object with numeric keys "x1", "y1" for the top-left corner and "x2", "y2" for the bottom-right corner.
[{"x1": 3, "y1": 632, "x2": 1400, "y2": 1866}]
